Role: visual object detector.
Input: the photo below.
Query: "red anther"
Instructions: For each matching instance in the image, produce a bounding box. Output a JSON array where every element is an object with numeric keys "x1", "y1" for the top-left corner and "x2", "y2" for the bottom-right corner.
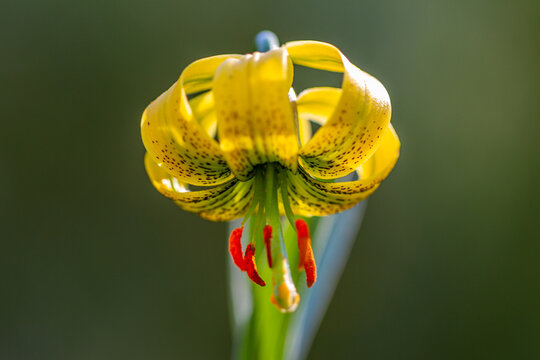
[
  {"x1": 295, "y1": 219, "x2": 317, "y2": 287},
  {"x1": 263, "y1": 225, "x2": 273, "y2": 268},
  {"x1": 295, "y1": 219, "x2": 309, "y2": 270},
  {"x1": 244, "y1": 244, "x2": 266, "y2": 287},
  {"x1": 228, "y1": 227, "x2": 246, "y2": 271},
  {"x1": 304, "y1": 246, "x2": 317, "y2": 288}
]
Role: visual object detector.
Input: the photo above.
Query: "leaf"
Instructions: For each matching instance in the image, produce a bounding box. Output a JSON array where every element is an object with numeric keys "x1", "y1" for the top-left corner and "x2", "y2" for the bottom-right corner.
[{"x1": 284, "y1": 201, "x2": 368, "y2": 360}]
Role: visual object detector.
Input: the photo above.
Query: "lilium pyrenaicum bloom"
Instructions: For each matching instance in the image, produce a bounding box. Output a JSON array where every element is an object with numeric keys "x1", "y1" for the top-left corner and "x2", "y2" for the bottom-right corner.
[{"x1": 141, "y1": 40, "x2": 400, "y2": 313}]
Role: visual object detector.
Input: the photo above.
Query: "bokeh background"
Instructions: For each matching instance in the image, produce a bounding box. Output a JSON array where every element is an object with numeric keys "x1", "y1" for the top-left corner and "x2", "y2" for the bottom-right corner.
[{"x1": 2, "y1": 0, "x2": 539, "y2": 359}]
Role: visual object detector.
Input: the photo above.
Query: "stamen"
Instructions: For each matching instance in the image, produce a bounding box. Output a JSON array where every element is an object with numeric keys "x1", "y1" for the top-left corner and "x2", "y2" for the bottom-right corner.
[
  {"x1": 241, "y1": 171, "x2": 264, "y2": 226},
  {"x1": 304, "y1": 247, "x2": 317, "y2": 288},
  {"x1": 295, "y1": 219, "x2": 309, "y2": 270},
  {"x1": 295, "y1": 219, "x2": 317, "y2": 288},
  {"x1": 228, "y1": 227, "x2": 246, "y2": 271},
  {"x1": 244, "y1": 243, "x2": 266, "y2": 287},
  {"x1": 279, "y1": 169, "x2": 297, "y2": 230},
  {"x1": 263, "y1": 225, "x2": 273, "y2": 268}
]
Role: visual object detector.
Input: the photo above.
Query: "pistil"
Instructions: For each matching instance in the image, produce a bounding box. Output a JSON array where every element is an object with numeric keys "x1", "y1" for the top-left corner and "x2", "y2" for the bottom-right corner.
[{"x1": 265, "y1": 164, "x2": 300, "y2": 313}]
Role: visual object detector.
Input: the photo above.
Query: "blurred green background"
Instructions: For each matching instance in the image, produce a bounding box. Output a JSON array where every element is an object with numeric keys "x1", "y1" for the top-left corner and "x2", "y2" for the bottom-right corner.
[{"x1": 2, "y1": 0, "x2": 539, "y2": 359}]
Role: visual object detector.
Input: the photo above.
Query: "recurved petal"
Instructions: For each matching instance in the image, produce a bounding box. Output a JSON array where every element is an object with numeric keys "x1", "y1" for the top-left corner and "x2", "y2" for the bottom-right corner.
[
  {"x1": 141, "y1": 55, "x2": 240, "y2": 186},
  {"x1": 296, "y1": 87, "x2": 341, "y2": 125},
  {"x1": 297, "y1": 114, "x2": 312, "y2": 148},
  {"x1": 144, "y1": 153, "x2": 253, "y2": 221},
  {"x1": 213, "y1": 48, "x2": 298, "y2": 181},
  {"x1": 189, "y1": 91, "x2": 217, "y2": 138},
  {"x1": 295, "y1": 87, "x2": 341, "y2": 148},
  {"x1": 286, "y1": 41, "x2": 392, "y2": 180},
  {"x1": 284, "y1": 124, "x2": 400, "y2": 217}
]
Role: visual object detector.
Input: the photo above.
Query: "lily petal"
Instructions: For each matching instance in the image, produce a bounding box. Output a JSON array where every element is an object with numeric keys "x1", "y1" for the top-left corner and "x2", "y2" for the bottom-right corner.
[
  {"x1": 214, "y1": 48, "x2": 298, "y2": 180},
  {"x1": 141, "y1": 55, "x2": 240, "y2": 186},
  {"x1": 286, "y1": 41, "x2": 392, "y2": 180},
  {"x1": 144, "y1": 153, "x2": 253, "y2": 221},
  {"x1": 284, "y1": 124, "x2": 400, "y2": 217},
  {"x1": 189, "y1": 91, "x2": 217, "y2": 138},
  {"x1": 296, "y1": 87, "x2": 341, "y2": 126}
]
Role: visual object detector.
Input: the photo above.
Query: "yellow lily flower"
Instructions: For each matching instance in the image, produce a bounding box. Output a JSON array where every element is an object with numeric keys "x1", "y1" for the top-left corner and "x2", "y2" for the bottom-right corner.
[{"x1": 141, "y1": 40, "x2": 400, "y2": 313}]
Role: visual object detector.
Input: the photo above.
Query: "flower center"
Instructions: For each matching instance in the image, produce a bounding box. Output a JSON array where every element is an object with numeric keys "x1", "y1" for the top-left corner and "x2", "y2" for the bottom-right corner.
[{"x1": 228, "y1": 163, "x2": 316, "y2": 313}]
